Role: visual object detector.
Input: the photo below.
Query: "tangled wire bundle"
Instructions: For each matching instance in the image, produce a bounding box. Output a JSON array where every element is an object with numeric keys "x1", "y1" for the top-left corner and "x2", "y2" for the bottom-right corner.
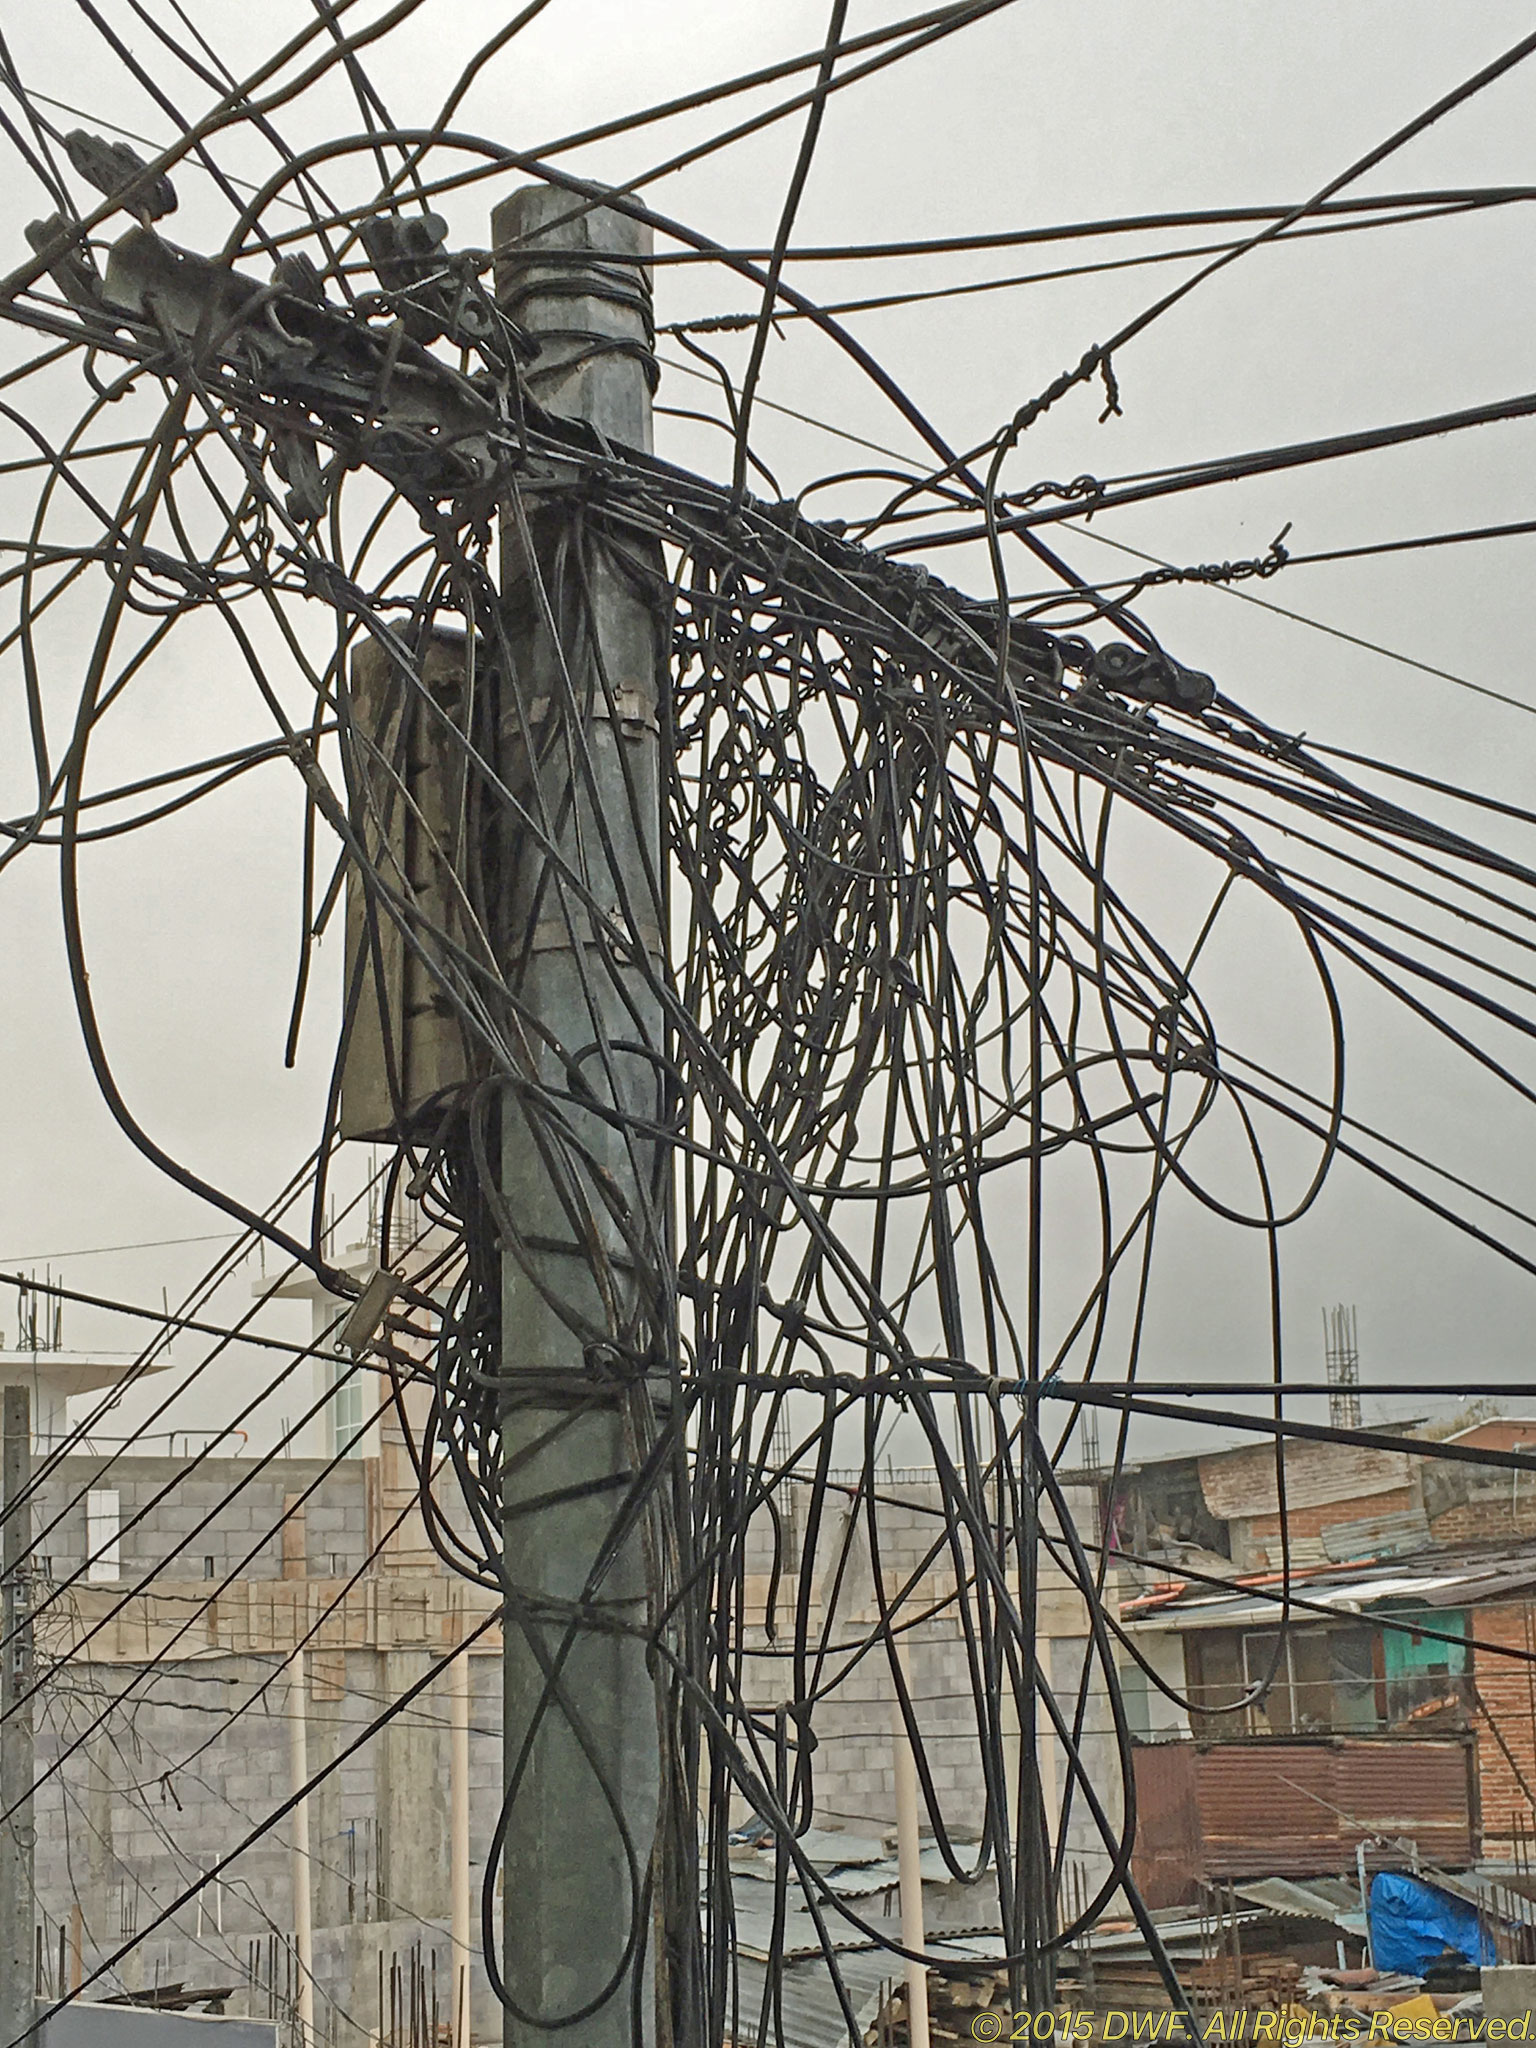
[{"x1": 4, "y1": 11, "x2": 1536, "y2": 2043}]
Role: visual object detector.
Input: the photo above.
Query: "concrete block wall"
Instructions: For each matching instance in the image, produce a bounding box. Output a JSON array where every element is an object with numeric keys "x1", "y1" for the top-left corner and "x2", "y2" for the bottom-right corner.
[
  {"x1": 30, "y1": 1645, "x2": 503, "y2": 2037},
  {"x1": 35, "y1": 2000, "x2": 278, "y2": 2048},
  {"x1": 22, "y1": 1455, "x2": 1112, "y2": 2030},
  {"x1": 29, "y1": 1449, "x2": 485, "y2": 1595},
  {"x1": 84, "y1": 1917, "x2": 503, "y2": 2045},
  {"x1": 731, "y1": 1476, "x2": 1124, "y2": 1882},
  {"x1": 31, "y1": 1458, "x2": 371, "y2": 1589}
]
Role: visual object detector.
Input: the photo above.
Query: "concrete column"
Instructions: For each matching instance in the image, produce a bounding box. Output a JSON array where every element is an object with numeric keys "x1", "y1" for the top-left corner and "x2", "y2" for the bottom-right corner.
[
  {"x1": 85, "y1": 1734, "x2": 113, "y2": 1966},
  {"x1": 492, "y1": 184, "x2": 668, "y2": 2048},
  {"x1": 891, "y1": 1639, "x2": 930, "y2": 2048},
  {"x1": 378, "y1": 1649, "x2": 449, "y2": 1922},
  {"x1": 1482, "y1": 1969, "x2": 1536, "y2": 2022},
  {"x1": 451, "y1": 1644, "x2": 472, "y2": 2048},
  {"x1": 308, "y1": 1679, "x2": 347, "y2": 1933},
  {"x1": 0, "y1": 1386, "x2": 34, "y2": 2047},
  {"x1": 288, "y1": 1652, "x2": 315, "y2": 2048}
]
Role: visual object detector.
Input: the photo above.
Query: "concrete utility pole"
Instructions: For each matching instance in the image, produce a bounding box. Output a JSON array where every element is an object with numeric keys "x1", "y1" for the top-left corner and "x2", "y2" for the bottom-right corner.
[
  {"x1": 0, "y1": 1386, "x2": 34, "y2": 2046},
  {"x1": 491, "y1": 188, "x2": 668, "y2": 2048}
]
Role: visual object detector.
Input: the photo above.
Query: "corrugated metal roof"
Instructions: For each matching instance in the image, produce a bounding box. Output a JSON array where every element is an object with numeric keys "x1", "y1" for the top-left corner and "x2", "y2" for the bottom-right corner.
[
  {"x1": 1204, "y1": 1736, "x2": 1482, "y2": 1867},
  {"x1": 927, "y1": 1932, "x2": 1008, "y2": 1961},
  {"x1": 1411, "y1": 1870, "x2": 1536, "y2": 1928},
  {"x1": 731, "y1": 1906, "x2": 903, "y2": 1963},
  {"x1": 795, "y1": 1830, "x2": 888, "y2": 1867},
  {"x1": 1421, "y1": 1563, "x2": 1536, "y2": 1606},
  {"x1": 821, "y1": 1848, "x2": 954, "y2": 1898},
  {"x1": 1083, "y1": 1914, "x2": 1264, "y2": 1953},
  {"x1": 1132, "y1": 1741, "x2": 1204, "y2": 1909},
  {"x1": 1125, "y1": 1562, "x2": 1498, "y2": 1631},
  {"x1": 1123, "y1": 1541, "x2": 1536, "y2": 1629},
  {"x1": 1132, "y1": 1739, "x2": 1476, "y2": 1896},
  {"x1": 735, "y1": 1861, "x2": 890, "y2": 1900},
  {"x1": 1322, "y1": 1508, "x2": 1432, "y2": 1563},
  {"x1": 731, "y1": 1829, "x2": 887, "y2": 1870},
  {"x1": 733, "y1": 1843, "x2": 956, "y2": 1899},
  {"x1": 1197, "y1": 1740, "x2": 1475, "y2": 1877},
  {"x1": 727, "y1": 1949, "x2": 895, "y2": 2048},
  {"x1": 820, "y1": 1858, "x2": 898, "y2": 1899},
  {"x1": 1234, "y1": 1877, "x2": 1367, "y2": 1930}
]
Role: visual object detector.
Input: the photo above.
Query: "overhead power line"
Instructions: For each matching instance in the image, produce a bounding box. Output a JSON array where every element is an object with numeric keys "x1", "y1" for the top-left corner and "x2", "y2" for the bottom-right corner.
[
  {"x1": 5, "y1": 7, "x2": 1536, "y2": 2038},
  {"x1": 0, "y1": 1232, "x2": 238, "y2": 1265}
]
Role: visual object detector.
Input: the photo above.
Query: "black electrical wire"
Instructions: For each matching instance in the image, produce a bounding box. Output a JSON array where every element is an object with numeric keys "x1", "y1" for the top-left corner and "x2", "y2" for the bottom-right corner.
[{"x1": 5, "y1": 11, "x2": 1536, "y2": 2044}]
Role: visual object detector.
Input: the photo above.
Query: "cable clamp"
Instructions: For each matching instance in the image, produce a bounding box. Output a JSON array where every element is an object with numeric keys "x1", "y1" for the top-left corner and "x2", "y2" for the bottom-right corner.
[{"x1": 335, "y1": 1268, "x2": 399, "y2": 1354}]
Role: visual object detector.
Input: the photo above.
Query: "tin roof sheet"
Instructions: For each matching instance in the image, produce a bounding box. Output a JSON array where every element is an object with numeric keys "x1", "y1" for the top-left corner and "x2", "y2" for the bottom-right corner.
[
  {"x1": 1322, "y1": 1508, "x2": 1432, "y2": 1563},
  {"x1": 730, "y1": 1907, "x2": 900, "y2": 1963},
  {"x1": 1410, "y1": 1870, "x2": 1536, "y2": 1927},
  {"x1": 1234, "y1": 1877, "x2": 1367, "y2": 1930},
  {"x1": 727, "y1": 1949, "x2": 894, "y2": 2048},
  {"x1": 1122, "y1": 1542, "x2": 1536, "y2": 1628}
]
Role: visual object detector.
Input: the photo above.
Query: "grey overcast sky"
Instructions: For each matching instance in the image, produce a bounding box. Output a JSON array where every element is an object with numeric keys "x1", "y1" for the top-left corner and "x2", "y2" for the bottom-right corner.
[{"x1": 2, "y1": 3, "x2": 1535, "y2": 1461}]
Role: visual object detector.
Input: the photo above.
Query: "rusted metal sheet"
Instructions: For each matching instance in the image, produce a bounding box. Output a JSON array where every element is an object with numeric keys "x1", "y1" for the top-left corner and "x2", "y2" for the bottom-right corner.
[
  {"x1": 1132, "y1": 1738, "x2": 1475, "y2": 1904},
  {"x1": 1130, "y1": 1742, "x2": 1203, "y2": 1909}
]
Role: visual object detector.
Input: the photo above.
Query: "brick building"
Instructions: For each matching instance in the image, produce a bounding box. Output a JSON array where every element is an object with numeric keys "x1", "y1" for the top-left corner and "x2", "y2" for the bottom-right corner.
[{"x1": 1110, "y1": 1420, "x2": 1536, "y2": 1867}]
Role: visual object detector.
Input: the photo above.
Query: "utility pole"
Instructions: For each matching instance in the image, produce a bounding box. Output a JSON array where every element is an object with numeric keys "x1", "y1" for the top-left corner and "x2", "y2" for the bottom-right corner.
[
  {"x1": 0, "y1": 1386, "x2": 34, "y2": 2047},
  {"x1": 890, "y1": 1639, "x2": 930, "y2": 2048},
  {"x1": 287, "y1": 1649, "x2": 314, "y2": 2048},
  {"x1": 450, "y1": 1634, "x2": 471, "y2": 2048},
  {"x1": 490, "y1": 188, "x2": 668, "y2": 2048}
]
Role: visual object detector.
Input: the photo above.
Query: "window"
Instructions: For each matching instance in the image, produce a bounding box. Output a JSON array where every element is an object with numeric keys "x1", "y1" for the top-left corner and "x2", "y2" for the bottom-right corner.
[
  {"x1": 86, "y1": 1489, "x2": 121, "y2": 1582},
  {"x1": 1382, "y1": 1606, "x2": 1468, "y2": 1724},
  {"x1": 1328, "y1": 1628, "x2": 1380, "y2": 1731},
  {"x1": 1118, "y1": 1657, "x2": 1153, "y2": 1741},
  {"x1": 1185, "y1": 1631, "x2": 1246, "y2": 1729},
  {"x1": 1186, "y1": 1623, "x2": 1382, "y2": 1735},
  {"x1": 329, "y1": 1358, "x2": 365, "y2": 1459},
  {"x1": 1239, "y1": 1625, "x2": 1379, "y2": 1733}
]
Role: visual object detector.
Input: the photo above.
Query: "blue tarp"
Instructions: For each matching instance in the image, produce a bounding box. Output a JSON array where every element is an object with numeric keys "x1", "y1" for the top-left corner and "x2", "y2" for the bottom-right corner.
[{"x1": 1369, "y1": 1871, "x2": 1495, "y2": 1974}]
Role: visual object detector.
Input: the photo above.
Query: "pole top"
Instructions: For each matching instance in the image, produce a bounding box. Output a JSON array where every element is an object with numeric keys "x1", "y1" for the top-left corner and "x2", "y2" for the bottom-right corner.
[{"x1": 491, "y1": 184, "x2": 656, "y2": 450}]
